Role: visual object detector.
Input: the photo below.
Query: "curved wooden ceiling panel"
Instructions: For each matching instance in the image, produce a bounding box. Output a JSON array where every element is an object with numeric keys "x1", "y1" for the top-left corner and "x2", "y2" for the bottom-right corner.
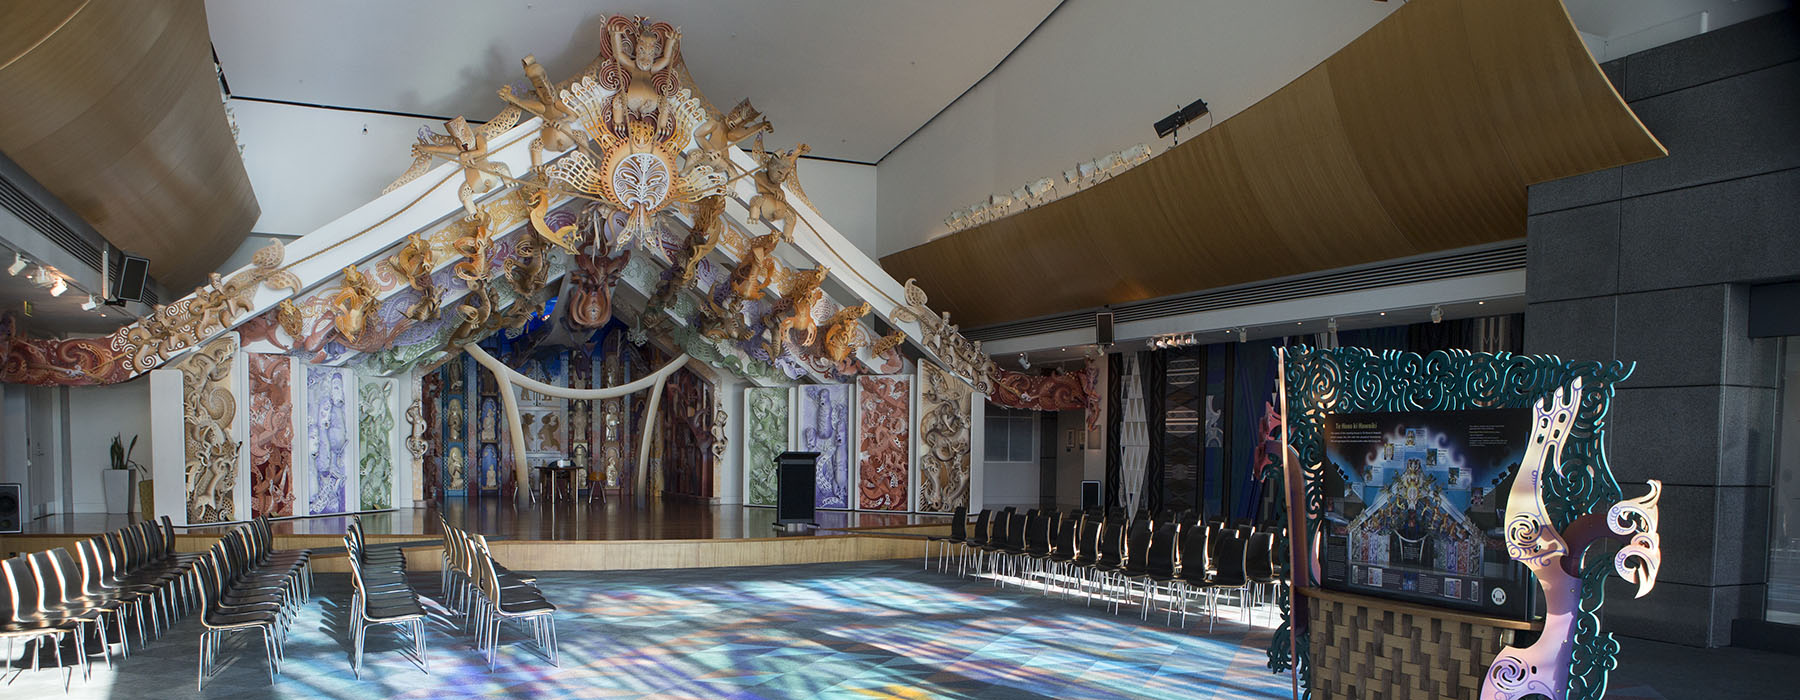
[
  {"x1": 879, "y1": 0, "x2": 1664, "y2": 329},
  {"x1": 0, "y1": 0, "x2": 258, "y2": 291}
]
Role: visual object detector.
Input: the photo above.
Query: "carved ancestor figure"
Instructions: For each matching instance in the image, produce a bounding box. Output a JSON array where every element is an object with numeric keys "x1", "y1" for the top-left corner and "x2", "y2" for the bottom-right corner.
[
  {"x1": 603, "y1": 17, "x2": 682, "y2": 135},
  {"x1": 727, "y1": 232, "x2": 781, "y2": 300},
  {"x1": 385, "y1": 232, "x2": 441, "y2": 322},
  {"x1": 761, "y1": 267, "x2": 828, "y2": 357},
  {"x1": 746, "y1": 135, "x2": 810, "y2": 241},
  {"x1": 448, "y1": 280, "x2": 497, "y2": 348},
  {"x1": 453, "y1": 220, "x2": 493, "y2": 282},
  {"x1": 688, "y1": 98, "x2": 773, "y2": 177},
  {"x1": 331, "y1": 265, "x2": 381, "y2": 343},
  {"x1": 505, "y1": 233, "x2": 551, "y2": 297},
  {"x1": 386, "y1": 114, "x2": 520, "y2": 221},
  {"x1": 568, "y1": 235, "x2": 631, "y2": 329},
  {"x1": 820, "y1": 302, "x2": 871, "y2": 364},
  {"x1": 497, "y1": 54, "x2": 579, "y2": 172}
]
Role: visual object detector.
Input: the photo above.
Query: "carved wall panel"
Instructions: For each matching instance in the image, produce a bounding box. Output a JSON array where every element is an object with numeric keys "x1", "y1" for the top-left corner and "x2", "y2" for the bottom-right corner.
[
  {"x1": 917, "y1": 362, "x2": 972, "y2": 513},
  {"x1": 358, "y1": 377, "x2": 395, "y2": 510},
  {"x1": 744, "y1": 387, "x2": 789, "y2": 507},
  {"x1": 179, "y1": 335, "x2": 239, "y2": 523},
  {"x1": 856, "y1": 375, "x2": 910, "y2": 511},
  {"x1": 246, "y1": 353, "x2": 294, "y2": 518},
  {"x1": 798, "y1": 384, "x2": 851, "y2": 509},
  {"x1": 306, "y1": 366, "x2": 350, "y2": 514}
]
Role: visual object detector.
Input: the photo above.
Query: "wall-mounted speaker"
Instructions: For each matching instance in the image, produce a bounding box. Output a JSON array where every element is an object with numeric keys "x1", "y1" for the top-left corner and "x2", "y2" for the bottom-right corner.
[
  {"x1": 1081, "y1": 480, "x2": 1102, "y2": 512},
  {"x1": 1096, "y1": 312, "x2": 1114, "y2": 346},
  {"x1": 0, "y1": 483, "x2": 21, "y2": 534},
  {"x1": 775, "y1": 452, "x2": 819, "y2": 525},
  {"x1": 113, "y1": 254, "x2": 150, "y2": 303}
]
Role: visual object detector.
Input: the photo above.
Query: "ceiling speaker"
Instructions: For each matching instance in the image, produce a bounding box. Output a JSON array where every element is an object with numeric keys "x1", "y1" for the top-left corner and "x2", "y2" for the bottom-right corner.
[
  {"x1": 114, "y1": 254, "x2": 150, "y2": 303},
  {"x1": 1096, "y1": 312, "x2": 1114, "y2": 346}
]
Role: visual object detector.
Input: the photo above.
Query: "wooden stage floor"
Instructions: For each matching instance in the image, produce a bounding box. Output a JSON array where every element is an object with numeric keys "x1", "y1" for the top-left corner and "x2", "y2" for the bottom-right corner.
[{"x1": 6, "y1": 500, "x2": 956, "y2": 571}]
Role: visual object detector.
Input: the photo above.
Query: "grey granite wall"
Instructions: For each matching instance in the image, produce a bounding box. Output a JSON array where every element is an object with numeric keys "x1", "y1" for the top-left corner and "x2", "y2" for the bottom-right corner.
[{"x1": 1525, "y1": 10, "x2": 1799, "y2": 647}]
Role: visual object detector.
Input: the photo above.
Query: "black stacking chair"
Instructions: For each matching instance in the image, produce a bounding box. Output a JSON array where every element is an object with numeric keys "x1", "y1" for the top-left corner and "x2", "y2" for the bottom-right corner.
[
  {"x1": 1046, "y1": 513, "x2": 1080, "y2": 596},
  {"x1": 1071, "y1": 514, "x2": 1102, "y2": 605},
  {"x1": 996, "y1": 512, "x2": 1029, "y2": 586},
  {"x1": 977, "y1": 511, "x2": 1012, "y2": 581},
  {"x1": 1136, "y1": 522, "x2": 1183, "y2": 623},
  {"x1": 925, "y1": 505, "x2": 968, "y2": 571},
  {"x1": 1091, "y1": 521, "x2": 1126, "y2": 608},
  {"x1": 1023, "y1": 511, "x2": 1055, "y2": 590},
  {"x1": 1246, "y1": 531, "x2": 1279, "y2": 626},
  {"x1": 1212, "y1": 531, "x2": 1252, "y2": 627},
  {"x1": 1174, "y1": 524, "x2": 1221, "y2": 629},
  {"x1": 958, "y1": 510, "x2": 992, "y2": 577},
  {"x1": 1112, "y1": 518, "x2": 1153, "y2": 614}
]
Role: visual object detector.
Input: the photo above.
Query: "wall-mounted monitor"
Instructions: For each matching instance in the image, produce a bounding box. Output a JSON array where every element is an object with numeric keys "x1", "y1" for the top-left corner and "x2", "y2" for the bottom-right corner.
[{"x1": 1319, "y1": 408, "x2": 1541, "y2": 620}]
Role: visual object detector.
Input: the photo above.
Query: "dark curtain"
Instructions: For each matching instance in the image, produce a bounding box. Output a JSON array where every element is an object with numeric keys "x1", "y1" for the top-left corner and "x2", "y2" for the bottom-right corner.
[
  {"x1": 1104, "y1": 352, "x2": 1123, "y2": 512},
  {"x1": 1140, "y1": 350, "x2": 1167, "y2": 516},
  {"x1": 1230, "y1": 338, "x2": 1281, "y2": 520}
]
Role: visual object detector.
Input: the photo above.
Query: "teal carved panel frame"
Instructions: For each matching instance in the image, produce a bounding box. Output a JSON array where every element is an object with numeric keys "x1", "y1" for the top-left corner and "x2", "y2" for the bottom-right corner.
[{"x1": 1263, "y1": 347, "x2": 1637, "y2": 700}]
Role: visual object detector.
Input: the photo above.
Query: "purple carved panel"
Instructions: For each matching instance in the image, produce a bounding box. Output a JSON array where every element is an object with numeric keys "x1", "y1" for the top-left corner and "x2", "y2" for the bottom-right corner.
[
  {"x1": 799, "y1": 384, "x2": 850, "y2": 509},
  {"x1": 306, "y1": 366, "x2": 350, "y2": 514}
]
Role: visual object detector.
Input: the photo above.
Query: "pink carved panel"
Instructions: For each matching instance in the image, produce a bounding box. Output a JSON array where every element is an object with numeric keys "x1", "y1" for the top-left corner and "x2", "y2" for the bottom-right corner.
[
  {"x1": 857, "y1": 375, "x2": 910, "y2": 511},
  {"x1": 247, "y1": 353, "x2": 295, "y2": 517}
]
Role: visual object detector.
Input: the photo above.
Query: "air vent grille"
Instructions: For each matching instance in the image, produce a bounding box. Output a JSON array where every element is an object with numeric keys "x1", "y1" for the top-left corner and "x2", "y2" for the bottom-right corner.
[
  {"x1": 963, "y1": 243, "x2": 1525, "y2": 343},
  {"x1": 0, "y1": 176, "x2": 102, "y2": 271}
]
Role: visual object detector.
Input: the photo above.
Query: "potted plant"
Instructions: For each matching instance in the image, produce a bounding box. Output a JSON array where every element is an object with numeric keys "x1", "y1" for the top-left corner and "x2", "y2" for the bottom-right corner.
[{"x1": 106, "y1": 434, "x2": 142, "y2": 514}]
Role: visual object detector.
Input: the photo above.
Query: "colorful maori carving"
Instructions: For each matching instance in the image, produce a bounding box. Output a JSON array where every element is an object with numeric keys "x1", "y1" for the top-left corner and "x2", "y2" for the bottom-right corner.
[
  {"x1": 1480, "y1": 379, "x2": 1663, "y2": 700},
  {"x1": 917, "y1": 361, "x2": 972, "y2": 512},
  {"x1": 0, "y1": 312, "x2": 133, "y2": 386},
  {"x1": 179, "y1": 335, "x2": 239, "y2": 524},
  {"x1": 857, "y1": 375, "x2": 911, "y2": 511},
  {"x1": 761, "y1": 267, "x2": 827, "y2": 357},
  {"x1": 747, "y1": 135, "x2": 810, "y2": 242},
  {"x1": 799, "y1": 384, "x2": 850, "y2": 509},
  {"x1": 306, "y1": 366, "x2": 350, "y2": 514},
  {"x1": 498, "y1": 54, "x2": 581, "y2": 174},
  {"x1": 727, "y1": 232, "x2": 780, "y2": 301},
  {"x1": 358, "y1": 378, "x2": 395, "y2": 510},
  {"x1": 247, "y1": 353, "x2": 295, "y2": 518},
  {"x1": 384, "y1": 111, "x2": 522, "y2": 220},
  {"x1": 385, "y1": 232, "x2": 442, "y2": 322},
  {"x1": 987, "y1": 366, "x2": 1094, "y2": 412},
  {"x1": 890, "y1": 278, "x2": 996, "y2": 394},
  {"x1": 745, "y1": 387, "x2": 789, "y2": 506},
  {"x1": 568, "y1": 233, "x2": 632, "y2": 329},
  {"x1": 819, "y1": 302, "x2": 871, "y2": 364},
  {"x1": 332, "y1": 265, "x2": 382, "y2": 343}
]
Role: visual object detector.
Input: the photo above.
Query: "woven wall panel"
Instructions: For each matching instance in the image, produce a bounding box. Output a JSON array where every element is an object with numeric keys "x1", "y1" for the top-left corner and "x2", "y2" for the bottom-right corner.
[{"x1": 1308, "y1": 596, "x2": 1514, "y2": 700}]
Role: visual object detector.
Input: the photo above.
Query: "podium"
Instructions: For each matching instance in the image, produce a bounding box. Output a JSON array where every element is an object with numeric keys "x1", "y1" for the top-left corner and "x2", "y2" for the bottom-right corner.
[{"x1": 775, "y1": 451, "x2": 819, "y2": 526}]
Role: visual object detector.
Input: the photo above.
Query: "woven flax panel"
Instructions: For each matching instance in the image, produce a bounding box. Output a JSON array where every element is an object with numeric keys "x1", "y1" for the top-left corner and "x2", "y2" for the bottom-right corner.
[{"x1": 1308, "y1": 596, "x2": 1516, "y2": 700}]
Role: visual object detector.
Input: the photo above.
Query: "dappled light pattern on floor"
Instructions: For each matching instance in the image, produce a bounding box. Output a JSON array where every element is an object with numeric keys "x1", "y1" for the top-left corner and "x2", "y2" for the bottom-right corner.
[{"x1": 2, "y1": 560, "x2": 1288, "y2": 699}]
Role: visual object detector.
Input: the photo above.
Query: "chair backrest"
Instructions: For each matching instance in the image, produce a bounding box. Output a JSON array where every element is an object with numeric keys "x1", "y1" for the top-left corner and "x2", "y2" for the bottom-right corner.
[
  {"x1": 24, "y1": 551, "x2": 63, "y2": 615},
  {"x1": 969, "y1": 510, "x2": 991, "y2": 546},
  {"x1": 47, "y1": 548, "x2": 86, "y2": 604},
  {"x1": 0, "y1": 556, "x2": 24, "y2": 623},
  {"x1": 1123, "y1": 518, "x2": 1152, "y2": 568},
  {"x1": 1097, "y1": 522, "x2": 1124, "y2": 566},
  {"x1": 76, "y1": 538, "x2": 110, "y2": 595},
  {"x1": 1145, "y1": 523, "x2": 1179, "y2": 577},
  {"x1": 1213, "y1": 531, "x2": 1248, "y2": 585},
  {"x1": 1054, "y1": 516, "x2": 1077, "y2": 556},
  {"x1": 1024, "y1": 513, "x2": 1048, "y2": 555},
  {"x1": 1007, "y1": 513, "x2": 1027, "y2": 549},
  {"x1": 1075, "y1": 517, "x2": 1101, "y2": 564},
  {"x1": 949, "y1": 506, "x2": 968, "y2": 539},
  {"x1": 1246, "y1": 532, "x2": 1275, "y2": 579},
  {"x1": 1180, "y1": 524, "x2": 1212, "y2": 583}
]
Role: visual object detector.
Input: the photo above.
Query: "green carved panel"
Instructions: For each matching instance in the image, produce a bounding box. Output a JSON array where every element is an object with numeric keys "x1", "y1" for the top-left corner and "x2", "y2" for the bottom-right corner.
[
  {"x1": 358, "y1": 377, "x2": 396, "y2": 510},
  {"x1": 745, "y1": 387, "x2": 789, "y2": 506}
]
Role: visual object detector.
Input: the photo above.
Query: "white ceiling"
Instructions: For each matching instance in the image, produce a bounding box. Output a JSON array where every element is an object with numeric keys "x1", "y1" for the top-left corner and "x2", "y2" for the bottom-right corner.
[{"x1": 205, "y1": 0, "x2": 1061, "y2": 164}]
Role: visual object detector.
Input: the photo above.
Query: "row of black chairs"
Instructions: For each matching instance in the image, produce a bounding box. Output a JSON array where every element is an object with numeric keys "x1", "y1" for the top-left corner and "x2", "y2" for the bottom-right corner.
[
  {"x1": 345, "y1": 517, "x2": 427, "y2": 678},
  {"x1": 1, "y1": 516, "x2": 201, "y2": 687},
  {"x1": 440, "y1": 519, "x2": 558, "y2": 668},
  {"x1": 931, "y1": 507, "x2": 1286, "y2": 629},
  {"x1": 193, "y1": 518, "x2": 312, "y2": 689}
]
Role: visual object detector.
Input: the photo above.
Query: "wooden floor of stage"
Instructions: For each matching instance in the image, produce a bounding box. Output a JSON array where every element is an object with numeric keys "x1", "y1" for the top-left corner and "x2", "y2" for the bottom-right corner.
[{"x1": 13, "y1": 499, "x2": 951, "y2": 541}]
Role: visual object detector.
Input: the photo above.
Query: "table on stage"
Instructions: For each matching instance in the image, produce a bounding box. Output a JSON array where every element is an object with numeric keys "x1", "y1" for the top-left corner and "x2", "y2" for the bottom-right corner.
[{"x1": 533, "y1": 460, "x2": 581, "y2": 504}]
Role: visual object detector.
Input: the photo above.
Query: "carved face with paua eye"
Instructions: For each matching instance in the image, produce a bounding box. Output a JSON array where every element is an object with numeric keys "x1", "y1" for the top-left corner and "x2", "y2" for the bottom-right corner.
[{"x1": 634, "y1": 29, "x2": 660, "y2": 70}]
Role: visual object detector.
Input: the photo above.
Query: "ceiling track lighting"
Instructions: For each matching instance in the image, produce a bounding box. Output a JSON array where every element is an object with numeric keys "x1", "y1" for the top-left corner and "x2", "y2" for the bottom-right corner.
[
  {"x1": 1430, "y1": 304, "x2": 1444, "y2": 324},
  {"x1": 80, "y1": 295, "x2": 99, "y2": 311},
  {"x1": 1236, "y1": 327, "x2": 1249, "y2": 343},
  {"x1": 6, "y1": 252, "x2": 25, "y2": 276},
  {"x1": 1018, "y1": 352, "x2": 1031, "y2": 370},
  {"x1": 48, "y1": 276, "x2": 67, "y2": 297},
  {"x1": 1149, "y1": 332, "x2": 1196, "y2": 349}
]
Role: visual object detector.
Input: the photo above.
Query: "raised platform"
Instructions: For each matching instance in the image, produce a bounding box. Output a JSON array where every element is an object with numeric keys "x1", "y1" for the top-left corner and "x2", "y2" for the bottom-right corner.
[{"x1": 1, "y1": 500, "x2": 954, "y2": 572}]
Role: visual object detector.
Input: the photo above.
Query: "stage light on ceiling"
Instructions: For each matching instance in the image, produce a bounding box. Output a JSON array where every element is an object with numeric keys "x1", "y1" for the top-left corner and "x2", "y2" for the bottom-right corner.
[
  {"x1": 1018, "y1": 352, "x2": 1030, "y2": 369},
  {"x1": 81, "y1": 295, "x2": 99, "y2": 311},
  {"x1": 48, "y1": 276, "x2": 67, "y2": 297},
  {"x1": 1478, "y1": 300, "x2": 1486, "y2": 305},
  {"x1": 6, "y1": 253, "x2": 25, "y2": 276},
  {"x1": 1237, "y1": 327, "x2": 1248, "y2": 343},
  {"x1": 1431, "y1": 304, "x2": 1443, "y2": 324}
]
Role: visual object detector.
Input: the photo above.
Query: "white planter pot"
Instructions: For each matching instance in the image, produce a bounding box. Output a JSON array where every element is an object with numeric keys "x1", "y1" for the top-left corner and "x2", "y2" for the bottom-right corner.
[{"x1": 103, "y1": 470, "x2": 133, "y2": 514}]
